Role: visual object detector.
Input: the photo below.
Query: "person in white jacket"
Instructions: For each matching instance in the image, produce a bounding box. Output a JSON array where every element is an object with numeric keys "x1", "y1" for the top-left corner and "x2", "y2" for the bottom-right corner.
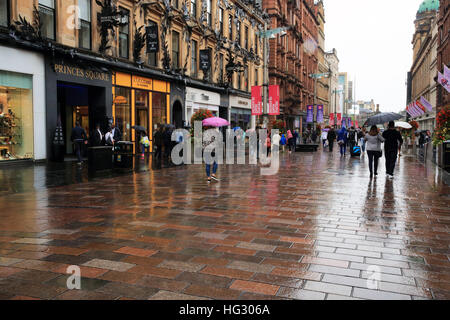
[
  {"x1": 364, "y1": 125, "x2": 385, "y2": 178},
  {"x1": 321, "y1": 130, "x2": 328, "y2": 149}
]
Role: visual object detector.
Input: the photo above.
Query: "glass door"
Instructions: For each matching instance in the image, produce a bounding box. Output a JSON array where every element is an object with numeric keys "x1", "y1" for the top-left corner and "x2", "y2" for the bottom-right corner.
[{"x1": 135, "y1": 90, "x2": 149, "y2": 153}]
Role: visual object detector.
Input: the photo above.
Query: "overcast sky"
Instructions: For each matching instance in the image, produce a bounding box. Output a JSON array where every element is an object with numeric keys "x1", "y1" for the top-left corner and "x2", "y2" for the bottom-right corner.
[{"x1": 324, "y1": 0, "x2": 423, "y2": 112}]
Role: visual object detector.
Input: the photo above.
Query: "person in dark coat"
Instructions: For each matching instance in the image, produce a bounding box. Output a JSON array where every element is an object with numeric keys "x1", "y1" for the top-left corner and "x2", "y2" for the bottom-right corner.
[
  {"x1": 91, "y1": 123, "x2": 104, "y2": 146},
  {"x1": 111, "y1": 122, "x2": 122, "y2": 142},
  {"x1": 153, "y1": 125, "x2": 163, "y2": 160},
  {"x1": 327, "y1": 127, "x2": 337, "y2": 152},
  {"x1": 382, "y1": 121, "x2": 403, "y2": 179},
  {"x1": 163, "y1": 125, "x2": 172, "y2": 161},
  {"x1": 71, "y1": 121, "x2": 87, "y2": 164}
]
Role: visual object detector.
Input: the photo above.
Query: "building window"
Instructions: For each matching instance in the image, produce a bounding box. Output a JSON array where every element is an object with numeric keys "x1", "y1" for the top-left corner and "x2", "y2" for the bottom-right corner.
[
  {"x1": 244, "y1": 67, "x2": 248, "y2": 91},
  {"x1": 114, "y1": 87, "x2": 131, "y2": 142},
  {"x1": 191, "y1": 40, "x2": 198, "y2": 77},
  {"x1": 206, "y1": 0, "x2": 212, "y2": 27},
  {"x1": 118, "y1": 8, "x2": 130, "y2": 59},
  {"x1": 238, "y1": 72, "x2": 241, "y2": 89},
  {"x1": 38, "y1": 0, "x2": 55, "y2": 40},
  {"x1": 0, "y1": 71, "x2": 34, "y2": 161},
  {"x1": 152, "y1": 92, "x2": 167, "y2": 126},
  {"x1": 219, "y1": 53, "x2": 224, "y2": 83},
  {"x1": 191, "y1": 0, "x2": 196, "y2": 18},
  {"x1": 228, "y1": 14, "x2": 232, "y2": 39},
  {"x1": 255, "y1": 35, "x2": 258, "y2": 54},
  {"x1": 0, "y1": 0, "x2": 9, "y2": 27},
  {"x1": 236, "y1": 20, "x2": 240, "y2": 46},
  {"x1": 219, "y1": 8, "x2": 223, "y2": 36},
  {"x1": 148, "y1": 20, "x2": 157, "y2": 67},
  {"x1": 172, "y1": 30, "x2": 180, "y2": 69},
  {"x1": 245, "y1": 26, "x2": 248, "y2": 49},
  {"x1": 254, "y1": 67, "x2": 258, "y2": 86},
  {"x1": 172, "y1": 0, "x2": 179, "y2": 9},
  {"x1": 78, "y1": 0, "x2": 91, "y2": 49}
]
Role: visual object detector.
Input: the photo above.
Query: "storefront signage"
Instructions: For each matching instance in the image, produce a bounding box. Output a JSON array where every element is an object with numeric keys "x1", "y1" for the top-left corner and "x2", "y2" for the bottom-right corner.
[
  {"x1": 132, "y1": 75, "x2": 152, "y2": 91},
  {"x1": 268, "y1": 85, "x2": 280, "y2": 115},
  {"x1": 54, "y1": 63, "x2": 110, "y2": 82},
  {"x1": 306, "y1": 105, "x2": 314, "y2": 123},
  {"x1": 199, "y1": 49, "x2": 211, "y2": 73},
  {"x1": 316, "y1": 105, "x2": 324, "y2": 123},
  {"x1": 146, "y1": 25, "x2": 159, "y2": 53},
  {"x1": 251, "y1": 86, "x2": 262, "y2": 115}
]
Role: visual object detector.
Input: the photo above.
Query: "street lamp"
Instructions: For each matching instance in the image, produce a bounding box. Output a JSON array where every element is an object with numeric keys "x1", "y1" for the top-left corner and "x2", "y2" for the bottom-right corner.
[
  {"x1": 256, "y1": 25, "x2": 289, "y2": 128},
  {"x1": 332, "y1": 88, "x2": 344, "y2": 127}
]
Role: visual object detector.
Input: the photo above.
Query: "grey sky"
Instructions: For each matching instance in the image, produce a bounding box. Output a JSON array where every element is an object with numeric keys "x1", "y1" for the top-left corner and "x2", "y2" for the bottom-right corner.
[{"x1": 324, "y1": 0, "x2": 423, "y2": 112}]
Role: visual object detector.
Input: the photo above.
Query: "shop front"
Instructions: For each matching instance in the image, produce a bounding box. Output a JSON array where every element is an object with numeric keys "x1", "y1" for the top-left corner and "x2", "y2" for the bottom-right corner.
[
  {"x1": 229, "y1": 95, "x2": 254, "y2": 131},
  {"x1": 45, "y1": 55, "x2": 112, "y2": 161},
  {"x1": 185, "y1": 87, "x2": 220, "y2": 126},
  {"x1": 112, "y1": 72, "x2": 170, "y2": 153},
  {"x1": 0, "y1": 45, "x2": 45, "y2": 162}
]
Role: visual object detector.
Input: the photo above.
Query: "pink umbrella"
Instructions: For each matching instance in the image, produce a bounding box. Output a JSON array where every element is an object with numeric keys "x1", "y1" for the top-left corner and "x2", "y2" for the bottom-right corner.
[{"x1": 202, "y1": 117, "x2": 230, "y2": 127}]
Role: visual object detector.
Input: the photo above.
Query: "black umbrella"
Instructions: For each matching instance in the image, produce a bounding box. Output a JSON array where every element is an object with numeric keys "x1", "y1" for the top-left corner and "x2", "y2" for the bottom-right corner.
[
  {"x1": 132, "y1": 125, "x2": 147, "y2": 132},
  {"x1": 364, "y1": 112, "x2": 402, "y2": 126}
]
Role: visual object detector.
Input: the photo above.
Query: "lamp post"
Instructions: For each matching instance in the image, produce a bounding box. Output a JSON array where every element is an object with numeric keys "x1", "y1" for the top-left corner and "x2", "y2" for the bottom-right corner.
[
  {"x1": 256, "y1": 25, "x2": 289, "y2": 128},
  {"x1": 332, "y1": 89, "x2": 344, "y2": 127}
]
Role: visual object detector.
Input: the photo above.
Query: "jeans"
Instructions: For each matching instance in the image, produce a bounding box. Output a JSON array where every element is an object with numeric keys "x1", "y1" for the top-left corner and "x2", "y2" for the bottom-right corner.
[
  {"x1": 367, "y1": 150, "x2": 381, "y2": 174},
  {"x1": 206, "y1": 162, "x2": 218, "y2": 177},
  {"x1": 360, "y1": 138, "x2": 366, "y2": 152},
  {"x1": 141, "y1": 144, "x2": 146, "y2": 154},
  {"x1": 385, "y1": 150, "x2": 397, "y2": 175},
  {"x1": 340, "y1": 144, "x2": 346, "y2": 155},
  {"x1": 74, "y1": 141, "x2": 83, "y2": 162}
]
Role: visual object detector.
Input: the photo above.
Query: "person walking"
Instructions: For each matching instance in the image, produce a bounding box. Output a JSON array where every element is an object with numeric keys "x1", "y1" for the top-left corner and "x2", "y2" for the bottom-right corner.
[
  {"x1": 153, "y1": 124, "x2": 163, "y2": 160},
  {"x1": 327, "y1": 127, "x2": 336, "y2": 152},
  {"x1": 321, "y1": 129, "x2": 328, "y2": 149},
  {"x1": 293, "y1": 130, "x2": 299, "y2": 151},
  {"x1": 382, "y1": 121, "x2": 403, "y2": 179},
  {"x1": 347, "y1": 127, "x2": 357, "y2": 153},
  {"x1": 311, "y1": 129, "x2": 318, "y2": 144},
  {"x1": 265, "y1": 131, "x2": 271, "y2": 157},
  {"x1": 70, "y1": 121, "x2": 87, "y2": 165},
  {"x1": 364, "y1": 125, "x2": 385, "y2": 178},
  {"x1": 203, "y1": 128, "x2": 219, "y2": 182},
  {"x1": 337, "y1": 127, "x2": 348, "y2": 156},
  {"x1": 105, "y1": 127, "x2": 114, "y2": 146},
  {"x1": 140, "y1": 131, "x2": 150, "y2": 159},
  {"x1": 287, "y1": 129, "x2": 294, "y2": 154},
  {"x1": 280, "y1": 133, "x2": 287, "y2": 153},
  {"x1": 111, "y1": 122, "x2": 122, "y2": 142},
  {"x1": 358, "y1": 127, "x2": 366, "y2": 154}
]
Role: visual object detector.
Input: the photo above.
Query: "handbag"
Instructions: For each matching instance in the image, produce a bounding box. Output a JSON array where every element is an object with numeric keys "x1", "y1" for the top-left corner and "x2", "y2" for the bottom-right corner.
[{"x1": 337, "y1": 140, "x2": 344, "y2": 145}]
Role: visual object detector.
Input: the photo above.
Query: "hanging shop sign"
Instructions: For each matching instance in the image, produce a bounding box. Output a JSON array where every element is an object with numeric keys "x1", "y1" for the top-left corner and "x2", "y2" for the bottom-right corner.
[
  {"x1": 146, "y1": 25, "x2": 159, "y2": 53},
  {"x1": 306, "y1": 105, "x2": 314, "y2": 123},
  {"x1": 199, "y1": 49, "x2": 211, "y2": 73},
  {"x1": 329, "y1": 113, "x2": 335, "y2": 126},
  {"x1": 336, "y1": 113, "x2": 342, "y2": 126},
  {"x1": 251, "y1": 86, "x2": 262, "y2": 115},
  {"x1": 268, "y1": 85, "x2": 280, "y2": 115},
  {"x1": 316, "y1": 105, "x2": 324, "y2": 123}
]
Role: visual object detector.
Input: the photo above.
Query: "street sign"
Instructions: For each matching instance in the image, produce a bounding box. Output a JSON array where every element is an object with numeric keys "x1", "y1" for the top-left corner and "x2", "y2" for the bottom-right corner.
[{"x1": 199, "y1": 49, "x2": 211, "y2": 73}]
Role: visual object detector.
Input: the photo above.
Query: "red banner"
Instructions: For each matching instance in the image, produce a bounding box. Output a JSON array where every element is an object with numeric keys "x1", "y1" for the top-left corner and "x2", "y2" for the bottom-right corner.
[
  {"x1": 268, "y1": 85, "x2": 280, "y2": 115},
  {"x1": 329, "y1": 113, "x2": 335, "y2": 126},
  {"x1": 251, "y1": 86, "x2": 262, "y2": 115},
  {"x1": 355, "y1": 120, "x2": 359, "y2": 128},
  {"x1": 337, "y1": 113, "x2": 342, "y2": 126}
]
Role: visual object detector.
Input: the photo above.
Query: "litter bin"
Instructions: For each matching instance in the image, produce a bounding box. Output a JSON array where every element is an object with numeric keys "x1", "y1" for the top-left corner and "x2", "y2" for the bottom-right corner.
[
  {"x1": 88, "y1": 146, "x2": 113, "y2": 171},
  {"x1": 114, "y1": 141, "x2": 133, "y2": 168}
]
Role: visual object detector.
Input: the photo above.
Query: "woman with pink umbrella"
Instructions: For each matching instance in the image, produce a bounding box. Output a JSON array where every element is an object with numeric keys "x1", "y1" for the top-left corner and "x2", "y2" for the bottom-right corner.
[{"x1": 202, "y1": 117, "x2": 229, "y2": 182}]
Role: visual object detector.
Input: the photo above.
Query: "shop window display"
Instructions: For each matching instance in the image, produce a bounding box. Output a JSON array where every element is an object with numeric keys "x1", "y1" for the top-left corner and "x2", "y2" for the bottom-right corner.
[
  {"x1": 114, "y1": 87, "x2": 131, "y2": 142},
  {"x1": 152, "y1": 92, "x2": 166, "y2": 128},
  {"x1": 0, "y1": 71, "x2": 34, "y2": 161}
]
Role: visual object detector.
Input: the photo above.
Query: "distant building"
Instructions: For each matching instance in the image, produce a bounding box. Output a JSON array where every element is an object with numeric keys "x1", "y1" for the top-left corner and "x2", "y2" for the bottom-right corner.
[
  {"x1": 325, "y1": 48, "x2": 339, "y2": 119},
  {"x1": 315, "y1": 0, "x2": 330, "y2": 123}
]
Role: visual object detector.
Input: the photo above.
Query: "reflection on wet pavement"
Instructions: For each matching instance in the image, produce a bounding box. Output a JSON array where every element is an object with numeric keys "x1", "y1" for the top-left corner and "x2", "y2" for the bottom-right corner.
[{"x1": 0, "y1": 149, "x2": 449, "y2": 300}]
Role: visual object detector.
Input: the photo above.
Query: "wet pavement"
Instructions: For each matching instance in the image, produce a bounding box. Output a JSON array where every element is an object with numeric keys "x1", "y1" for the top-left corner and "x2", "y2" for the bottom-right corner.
[{"x1": 0, "y1": 146, "x2": 449, "y2": 300}]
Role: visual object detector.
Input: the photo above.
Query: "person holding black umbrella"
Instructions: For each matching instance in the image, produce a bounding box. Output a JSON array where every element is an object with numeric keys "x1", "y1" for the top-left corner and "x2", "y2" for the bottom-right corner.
[{"x1": 382, "y1": 121, "x2": 403, "y2": 179}]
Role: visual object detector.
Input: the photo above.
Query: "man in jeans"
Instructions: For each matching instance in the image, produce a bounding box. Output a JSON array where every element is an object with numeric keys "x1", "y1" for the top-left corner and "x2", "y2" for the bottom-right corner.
[
  {"x1": 382, "y1": 121, "x2": 403, "y2": 179},
  {"x1": 71, "y1": 121, "x2": 87, "y2": 165}
]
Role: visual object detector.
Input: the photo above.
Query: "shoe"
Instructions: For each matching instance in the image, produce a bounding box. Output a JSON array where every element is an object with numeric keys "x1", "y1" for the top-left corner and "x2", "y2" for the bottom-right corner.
[
  {"x1": 211, "y1": 175, "x2": 219, "y2": 181},
  {"x1": 389, "y1": 175, "x2": 394, "y2": 179},
  {"x1": 375, "y1": 173, "x2": 378, "y2": 176}
]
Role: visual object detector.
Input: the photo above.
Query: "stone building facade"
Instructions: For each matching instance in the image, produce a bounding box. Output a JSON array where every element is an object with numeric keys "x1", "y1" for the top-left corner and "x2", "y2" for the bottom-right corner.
[{"x1": 437, "y1": 0, "x2": 450, "y2": 113}]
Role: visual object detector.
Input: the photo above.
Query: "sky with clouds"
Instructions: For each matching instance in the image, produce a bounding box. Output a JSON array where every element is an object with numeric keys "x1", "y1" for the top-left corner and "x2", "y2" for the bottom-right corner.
[{"x1": 324, "y1": 0, "x2": 425, "y2": 112}]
